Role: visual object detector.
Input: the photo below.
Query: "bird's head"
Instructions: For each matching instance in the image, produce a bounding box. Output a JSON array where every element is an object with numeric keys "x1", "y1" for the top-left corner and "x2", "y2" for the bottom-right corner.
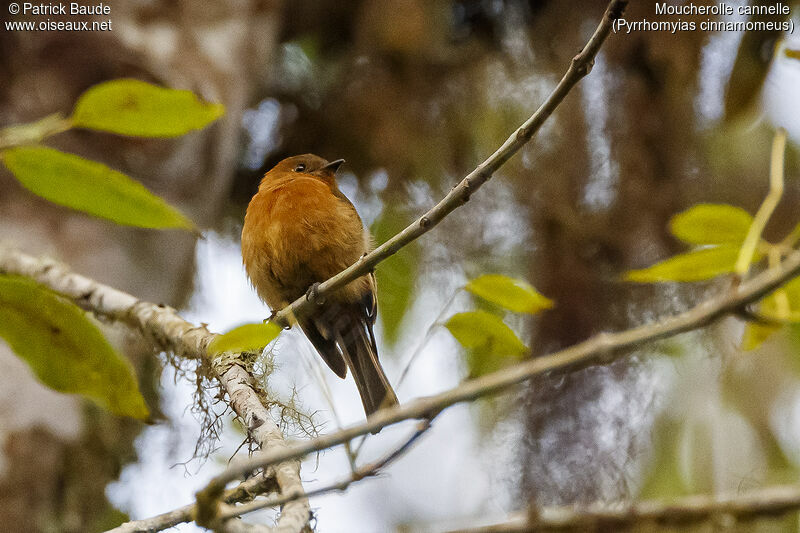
[{"x1": 261, "y1": 154, "x2": 345, "y2": 188}]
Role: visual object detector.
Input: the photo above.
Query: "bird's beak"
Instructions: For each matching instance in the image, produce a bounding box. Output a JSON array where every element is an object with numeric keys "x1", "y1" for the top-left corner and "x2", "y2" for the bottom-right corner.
[{"x1": 319, "y1": 159, "x2": 345, "y2": 174}]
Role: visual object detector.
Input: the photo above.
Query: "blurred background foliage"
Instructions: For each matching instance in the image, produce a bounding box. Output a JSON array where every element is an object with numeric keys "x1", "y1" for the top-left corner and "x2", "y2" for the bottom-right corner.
[{"x1": 2, "y1": 0, "x2": 800, "y2": 531}]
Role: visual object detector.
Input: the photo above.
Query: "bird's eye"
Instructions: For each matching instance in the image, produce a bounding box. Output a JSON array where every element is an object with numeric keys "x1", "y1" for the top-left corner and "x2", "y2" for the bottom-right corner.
[{"x1": 294, "y1": 163, "x2": 306, "y2": 172}]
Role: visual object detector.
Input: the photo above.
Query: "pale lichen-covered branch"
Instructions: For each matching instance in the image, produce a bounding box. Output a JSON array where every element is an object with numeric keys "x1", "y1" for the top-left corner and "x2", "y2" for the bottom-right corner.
[{"x1": 0, "y1": 245, "x2": 310, "y2": 533}]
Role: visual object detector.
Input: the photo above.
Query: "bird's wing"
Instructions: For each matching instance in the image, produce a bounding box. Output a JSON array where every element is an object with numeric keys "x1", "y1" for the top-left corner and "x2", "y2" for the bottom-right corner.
[
  {"x1": 365, "y1": 272, "x2": 378, "y2": 324},
  {"x1": 299, "y1": 316, "x2": 347, "y2": 379}
]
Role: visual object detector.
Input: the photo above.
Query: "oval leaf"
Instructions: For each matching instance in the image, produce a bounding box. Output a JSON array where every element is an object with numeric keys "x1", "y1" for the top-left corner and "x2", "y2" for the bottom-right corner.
[
  {"x1": 465, "y1": 274, "x2": 552, "y2": 314},
  {"x1": 445, "y1": 310, "x2": 527, "y2": 357},
  {"x1": 626, "y1": 246, "x2": 756, "y2": 283},
  {"x1": 445, "y1": 311, "x2": 527, "y2": 377},
  {"x1": 0, "y1": 275, "x2": 149, "y2": 420},
  {"x1": 72, "y1": 79, "x2": 224, "y2": 137},
  {"x1": 2, "y1": 146, "x2": 196, "y2": 230},
  {"x1": 741, "y1": 322, "x2": 781, "y2": 351},
  {"x1": 669, "y1": 204, "x2": 753, "y2": 245},
  {"x1": 208, "y1": 322, "x2": 282, "y2": 356}
]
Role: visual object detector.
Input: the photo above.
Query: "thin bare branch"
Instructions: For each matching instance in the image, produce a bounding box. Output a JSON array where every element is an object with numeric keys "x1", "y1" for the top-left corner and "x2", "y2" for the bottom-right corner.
[
  {"x1": 448, "y1": 484, "x2": 800, "y2": 532},
  {"x1": 219, "y1": 420, "x2": 430, "y2": 521},
  {"x1": 268, "y1": 0, "x2": 630, "y2": 329},
  {"x1": 107, "y1": 476, "x2": 276, "y2": 533}
]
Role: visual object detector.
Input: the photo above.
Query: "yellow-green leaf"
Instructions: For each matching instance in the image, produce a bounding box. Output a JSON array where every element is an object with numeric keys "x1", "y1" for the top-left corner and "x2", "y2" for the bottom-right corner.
[
  {"x1": 669, "y1": 204, "x2": 754, "y2": 245},
  {"x1": 465, "y1": 274, "x2": 552, "y2": 314},
  {"x1": 208, "y1": 322, "x2": 282, "y2": 356},
  {"x1": 626, "y1": 246, "x2": 757, "y2": 283},
  {"x1": 741, "y1": 322, "x2": 781, "y2": 351},
  {"x1": 445, "y1": 311, "x2": 527, "y2": 377},
  {"x1": 445, "y1": 309, "x2": 527, "y2": 364},
  {"x1": 0, "y1": 275, "x2": 149, "y2": 420},
  {"x1": 785, "y1": 276, "x2": 800, "y2": 308},
  {"x1": 71, "y1": 79, "x2": 224, "y2": 138},
  {"x1": 742, "y1": 276, "x2": 800, "y2": 350},
  {"x1": 2, "y1": 146, "x2": 196, "y2": 230}
]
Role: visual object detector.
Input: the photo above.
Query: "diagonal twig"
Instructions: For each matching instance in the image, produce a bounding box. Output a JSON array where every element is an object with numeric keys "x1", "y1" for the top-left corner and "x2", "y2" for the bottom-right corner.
[
  {"x1": 218, "y1": 420, "x2": 431, "y2": 521},
  {"x1": 268, "y1": 0, "x2": 630, "y2": 329}
]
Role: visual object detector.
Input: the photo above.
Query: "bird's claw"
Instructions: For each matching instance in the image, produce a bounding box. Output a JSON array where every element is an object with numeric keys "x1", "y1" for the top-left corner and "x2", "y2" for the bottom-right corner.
[{"x1": 306, "y1": 282, "x2": 325, "y2": 305}]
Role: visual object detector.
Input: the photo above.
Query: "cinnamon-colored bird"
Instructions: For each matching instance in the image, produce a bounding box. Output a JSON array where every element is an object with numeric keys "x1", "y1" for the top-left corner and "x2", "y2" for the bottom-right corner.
[{"x1": 242, "y1": 154, "x2": 399, "y2": 418}]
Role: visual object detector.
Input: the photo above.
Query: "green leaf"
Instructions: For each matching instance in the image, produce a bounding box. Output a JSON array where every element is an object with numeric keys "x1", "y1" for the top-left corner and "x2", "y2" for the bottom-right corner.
[
  {"x1": 445, "y1": 311, "x2": 527, "y2": 356},
  {"x1": 626, "y1": 245, "x2": 757, "y2": 283},
  {"x1": 71, "y1": 79, "x2": 224, "y2": 138},
  {"x1": 208, "y1": 322, "x2": 282, "y2": 356},
  {"x1": 445, "y1": 311, "x2": 527, "y2": 376},
  {"x1": 371, "y1": 205, "x2": 418, "y2": 346},
  {"x1": 760, "y1": 279, "x2": 800, "y2": 323},
  {"x1": 742, "y1": 276, "x2": 800, "y2": 350},
  {"x1": 2, "y1": 146, "x2": 196, "y2": 230},
  {"x1": 0, "y1": 275, "x2": 149, "y2": 420},
  {"x1": 741, "y1": 322, "x2": 781, "y2": 351},
  {"x1": 669, "y1": 204, "x2": 753, "y2": 245},
  {"x1": 785, "y1": 276, "x2": 800, "y2": 307},
  {"x1": 465, "y1": 274, "x2": 552, "y2": 314}
]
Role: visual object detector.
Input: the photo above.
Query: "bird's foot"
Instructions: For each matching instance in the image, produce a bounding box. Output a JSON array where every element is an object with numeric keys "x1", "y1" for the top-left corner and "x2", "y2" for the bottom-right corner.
[{"x1": 306, "y1": 282, "x2": 325, "y2": 305}]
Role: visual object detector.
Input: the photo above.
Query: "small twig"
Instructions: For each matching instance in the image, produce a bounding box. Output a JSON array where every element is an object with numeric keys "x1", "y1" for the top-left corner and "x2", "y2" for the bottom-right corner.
[
  {"x1": 106, "y1": 475, "x2": 276, "y2": 533},
  {"x1": 217, "y1": 420, "x2": 431, "y2": 521},
  {"x1": 736, "y1": 128, "x2": 787, "y2": 275},
  {"x1": 0, "y1": 112, "x2": 72, "y2": 149},
  {"x1": 447, "y1": 484, "x2": 800, "y2": 532}
]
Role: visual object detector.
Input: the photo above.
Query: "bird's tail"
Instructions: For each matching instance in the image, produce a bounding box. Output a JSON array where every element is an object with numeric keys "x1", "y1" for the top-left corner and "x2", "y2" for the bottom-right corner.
[{"x1": 335, "y1": 310, "x2": 398, "y2": 418}]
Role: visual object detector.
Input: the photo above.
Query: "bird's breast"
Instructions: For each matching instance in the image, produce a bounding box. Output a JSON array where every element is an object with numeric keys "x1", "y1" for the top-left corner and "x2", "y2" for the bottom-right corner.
[{"x1": 242, "y1": 178, "x2": 369, "y2": 307}]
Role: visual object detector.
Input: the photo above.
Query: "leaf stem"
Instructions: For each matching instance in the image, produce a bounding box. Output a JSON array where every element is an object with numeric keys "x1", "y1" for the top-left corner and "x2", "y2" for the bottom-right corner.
[
  {"x1": 0, "y1": 113, "x2": 72, "y2": 149},
  {"x1": 735, "y1": 128, "x2": 786, "y2": 275}
]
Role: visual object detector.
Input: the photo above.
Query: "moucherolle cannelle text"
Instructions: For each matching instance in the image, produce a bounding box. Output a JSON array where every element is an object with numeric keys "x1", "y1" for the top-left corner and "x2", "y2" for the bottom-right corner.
[{"x1": 614, "y1": 1, "x2": 793, "y2": 34}]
